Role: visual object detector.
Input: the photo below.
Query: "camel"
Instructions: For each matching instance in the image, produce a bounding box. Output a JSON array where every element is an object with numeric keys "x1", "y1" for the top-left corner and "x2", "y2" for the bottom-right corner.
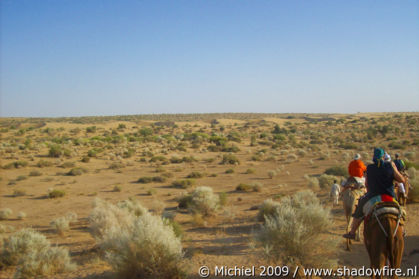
[
  {"x1": 363, "y1": 203, "x2": 404, "y2": 279},
  {"x1": 341, "y1": 185, "x2": 365, "y2": 251}
]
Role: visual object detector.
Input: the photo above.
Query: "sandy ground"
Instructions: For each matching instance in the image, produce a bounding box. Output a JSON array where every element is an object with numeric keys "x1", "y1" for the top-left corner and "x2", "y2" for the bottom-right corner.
[{"x1": 0, "y1": 114, "x2": 418, "y2": 278}]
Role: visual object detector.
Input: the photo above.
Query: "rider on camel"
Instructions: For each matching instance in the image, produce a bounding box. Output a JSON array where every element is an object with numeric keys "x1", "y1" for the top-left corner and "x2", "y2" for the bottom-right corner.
[
  {"x1": 346, "y1": 153, "x2": 367, "y2": 188},
  {"x1": 343, "y1": 148, "x2": 405, "y2": 239},
  {"x1": 394, "y1": 153, "x2": 406, "y2": 173}
]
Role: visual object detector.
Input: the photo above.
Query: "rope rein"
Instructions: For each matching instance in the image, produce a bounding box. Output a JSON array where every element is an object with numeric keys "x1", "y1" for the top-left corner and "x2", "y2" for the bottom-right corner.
[
  {"x1": 374, "y1": 211, "x2": 388, "y2": 238},
  {"x1": 373, "y1": 206, "x2": 402, "y2": 238}
]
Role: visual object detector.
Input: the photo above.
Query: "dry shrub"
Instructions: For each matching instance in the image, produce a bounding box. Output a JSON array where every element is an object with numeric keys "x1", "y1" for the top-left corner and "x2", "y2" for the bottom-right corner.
[
  {"x1": 257, "y1": 190, "x2": 337, "y2": 268},
  {"x1": 318, "y1": 174, "x2": 338, "y2": 189},
  {"x1": 48, "y1": 188, "x2": 66, "y2": 198},
  {"x1": 187, "y1": 171, "x2": 204, "y2": 178},
  {"x1": 0, "y1": 208, "x2": 12, "y2": 220},
  {"x1": 29, "y1": 170, "x2": 42, "y2": 177},
  {"x1": 236, "y1": 183, "x2": 262, "y2": 192},
  {"x1": 105, "y1": 214, "x2": 185, "y2": 279},
  {"x1": 150, "y1": 200, "x2": 166, "y2": 215},
  {"x1": 0, "y1": 224, "x2": 14, "y2": 234},
  {"x1": 304, "y1": 175, "x2": 320, "y2": 191},
  {"x1": 191, "y1": 213, "x2": 206, "y2": 227},
  {"x1": 287, "y1": 153, "x2": 298, "y2": 161},
  {"x1": 245, "y1": 168, "x2": 255, "y2": 174},
  {"x1": 220, "y1": 154, "x2": 240, "y2": 165},
  {"x1": 408, "y1": 168, "x2": 419, "y2": 202},
  {"x1": 268, "y1": 170, "x2": 277, "y2": 179},
  {"x1": 88, "y1": 199, "x2": 185, "y2": 279},
  {"x1": 324, "y1": 165, "x2": 347, "y2": 177},
  {"x1": 50, "y1": 212, "x2": 77, "y2": 236},
  {"x1": 257, "y1": 199, "x2": 281, "y2": 222},
  {"x1": 89, "y1": 199, "x2": 137, "y2": 241},
  {"x1": 0, "y1": 228, "x2": 75, "y2": 277},
  {"x1": 36, "y1": 160, "x2": 53, "y2": 168},
  {"x1": 171, "y1": 179, "x2": 195, "y2": 189},
  {"x1": 17, "y1": 212, "x2": 26, "y2": 220},
  {"x1": 67, "y1": 167, "x2": 87, "y2": 176},
  {"x1": 188, "y1": 186, "x2": 220, "y2": 216},
  {"x1": 13, "y1": 189, "x2": 26, "y2": 197}
]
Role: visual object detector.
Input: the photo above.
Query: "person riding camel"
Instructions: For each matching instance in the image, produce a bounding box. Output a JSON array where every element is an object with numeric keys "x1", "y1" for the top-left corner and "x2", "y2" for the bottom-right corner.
[
  {"x1": 346, "y1": 153, "x2": 367, "y2": 188},
  {"x1": 394, "y1": 153, "x2": 406, "y2": 173},
  {"x1": 343, "y1": 148, "x2": 405, "y2": 240}
]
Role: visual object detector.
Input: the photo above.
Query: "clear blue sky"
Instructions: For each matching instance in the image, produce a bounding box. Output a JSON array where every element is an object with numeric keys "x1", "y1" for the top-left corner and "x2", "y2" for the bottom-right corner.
[{"x1": 1, "y1": 0, "x2": 418, "y2": 117}]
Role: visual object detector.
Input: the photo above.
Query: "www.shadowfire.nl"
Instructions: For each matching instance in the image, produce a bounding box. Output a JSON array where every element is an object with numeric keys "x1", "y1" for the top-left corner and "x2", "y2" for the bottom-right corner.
[{"x1": 304, "y1": 265, "x2": 418, "y2": 277}]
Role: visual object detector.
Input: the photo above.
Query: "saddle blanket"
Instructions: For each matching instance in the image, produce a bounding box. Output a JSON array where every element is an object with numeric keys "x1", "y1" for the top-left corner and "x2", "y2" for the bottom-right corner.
[{"x1": 362, "y1": 194, "x2": 398, "y2": 217}]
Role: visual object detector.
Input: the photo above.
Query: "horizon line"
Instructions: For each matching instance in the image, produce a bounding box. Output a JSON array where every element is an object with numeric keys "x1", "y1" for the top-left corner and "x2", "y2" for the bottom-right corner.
[{"x1": 1, "y1": 111, "x2": 418, "y2": 120}]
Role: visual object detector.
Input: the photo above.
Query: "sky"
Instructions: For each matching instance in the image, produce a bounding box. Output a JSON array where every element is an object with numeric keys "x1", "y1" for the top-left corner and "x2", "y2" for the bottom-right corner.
[{"x1": 1, "y1": 0, "x2": 418, "y2": 117}]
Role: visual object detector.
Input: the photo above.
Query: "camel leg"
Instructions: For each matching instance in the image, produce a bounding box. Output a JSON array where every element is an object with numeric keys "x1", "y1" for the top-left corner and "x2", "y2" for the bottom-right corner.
[
  {"x1": 370, "y1": 247, "x2": 386, "y2": 279},
  {"x1": 346, "y1": 214, "x2": 351, "y2": 251},
  {"x1": 389, "y1": 227, "x2": 404, "y2": 279}
]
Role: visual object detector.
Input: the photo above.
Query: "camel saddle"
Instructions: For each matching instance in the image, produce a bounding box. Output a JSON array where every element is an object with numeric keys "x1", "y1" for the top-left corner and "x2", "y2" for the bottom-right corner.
[{"x1": 363, "y1": 195, "x2": 406, "y2": 226}]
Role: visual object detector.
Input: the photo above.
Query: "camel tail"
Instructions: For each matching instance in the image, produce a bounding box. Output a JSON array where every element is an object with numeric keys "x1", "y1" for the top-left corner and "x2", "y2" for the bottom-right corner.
[{"x1": 385, "y1": 218, "x2": 399, "y2": 269}]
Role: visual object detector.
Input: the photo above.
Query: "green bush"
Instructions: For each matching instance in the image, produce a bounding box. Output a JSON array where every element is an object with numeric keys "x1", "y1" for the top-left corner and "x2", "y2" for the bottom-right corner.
[
  {"x1": 16, "y1": 175, "x2": 27, "y2": 181},
  {"x1": 86, "y1": 126, "x2": 96, "y2": 133},
  {"x1": 152, "y1": 176, "x2": 166, "y2": 183},
  {"x1": 48, "y1": 144, "x2": 63, "y2": 158},
  {"x1": 67, "y1": 167, "x2": 87, "y2": 176},
  {"x1": 109, "y1": 162, "x2": 125, "y2": 169},
  {"x1": 187, "y1": 171, "x2": 204, "y2": 178},
  {"x1": 29, "y1": 170, "x2": 42, "y2": 176},
  {"x1": 221, "y1": 154, "x2": 240, "y2": 165},
  {"x1": 150, "y1": 156, "x2": 168, "y2": 163},
  {"x1": 60, "y1": 161, "x2": 75, "y2": 168},
  {"x1": 171, "y1": 179, "x2": 195, "y2": 189},
  {"x1": 3, "y1": 161, "x2": 29, "y2": 169},
  {"x1": 123, "y1": 148, "x2": 135, "y2": 158},
  {"x1": 88, "y1": 149, "x2": 98, "y2": 157},
  {"x1": 48, "y1": 189, "x2": 66, "y2": 198},
  {"x1": 81, "y1": 156, "x2": 90, "y2": 163},
  {"x1": 137, "y1": 177, "x2": 153, "y2": 184},
  {"x1": 178, "y1": 195, "x2": 193, "y2": 209},
  {"x1": 138, "y1": 176, "x2": 167, "y2": 183},
  {"x1": 245, "y1": 168, "x2": 255, "y2": 174},
  {"x1": 236, "y1": 183, "x2": 261, "y2": 192},
  {"x1": 36, "y1": 160, "x2": 53, "y2": 168}
]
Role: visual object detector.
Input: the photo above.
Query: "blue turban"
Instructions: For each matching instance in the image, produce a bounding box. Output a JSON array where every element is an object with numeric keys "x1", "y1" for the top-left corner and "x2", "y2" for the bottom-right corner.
[{"x1": 373, "y1": 148, "x2": 385, "y2": 167}]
